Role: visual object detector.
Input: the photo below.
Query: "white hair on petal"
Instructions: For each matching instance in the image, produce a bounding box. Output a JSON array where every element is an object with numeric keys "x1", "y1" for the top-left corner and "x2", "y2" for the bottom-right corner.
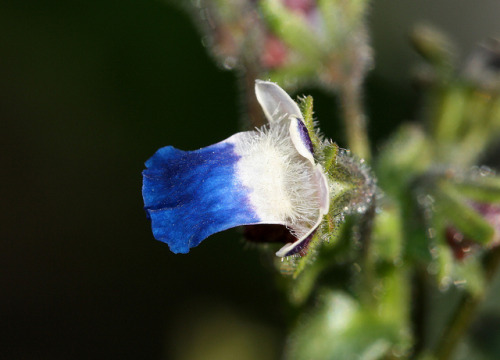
[{"x1": 232, "y1": 122, "x2": 321, "y2": 238}]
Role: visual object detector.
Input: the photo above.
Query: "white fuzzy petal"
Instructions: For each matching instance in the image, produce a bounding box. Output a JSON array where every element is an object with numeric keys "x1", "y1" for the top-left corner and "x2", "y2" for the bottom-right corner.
[
  {"x1": 275, "y1": 165, "x2": 330, "y2": 257},
  {"x1": 315, "y1": 165, "x2": 330, "y2": 214},
  {"x1": 229, "y1": 122, "x2": 321, "y2": 236}
]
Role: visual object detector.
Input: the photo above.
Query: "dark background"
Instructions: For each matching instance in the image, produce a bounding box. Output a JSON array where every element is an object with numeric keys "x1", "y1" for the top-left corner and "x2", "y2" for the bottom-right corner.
[{"x1": 1, "y1": 1, "x2": 500, "y2": 359}]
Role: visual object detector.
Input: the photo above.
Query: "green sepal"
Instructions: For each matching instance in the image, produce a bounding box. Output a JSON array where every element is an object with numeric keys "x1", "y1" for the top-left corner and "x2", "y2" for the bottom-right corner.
[
  {"x1": 292, "y1": 231, "x2": 322, "y2": 280},
  {"x1": 298, "y1": 95, "x2": 321, "y2": 151},
  {"x1": 453, "y1": 257, "x2": 486, "y2": 297},
  {"x1": 447, "y1": 173, "x2": 500, "y2": 204},
  {"x1": 324, "y1": 148, "x2": 375, "y2": 220},
  {"x1": 285, "y1": 217, "x2": 343, "y2": 305},
  {"x1": 435, "y1": 185, "x2": 494, "y2": 245}
]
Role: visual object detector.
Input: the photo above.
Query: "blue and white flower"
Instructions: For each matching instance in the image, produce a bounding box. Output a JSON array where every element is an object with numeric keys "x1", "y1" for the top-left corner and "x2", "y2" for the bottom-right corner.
[{"x1": 142, "y1": 80, "x2": 330, "y2": 257}]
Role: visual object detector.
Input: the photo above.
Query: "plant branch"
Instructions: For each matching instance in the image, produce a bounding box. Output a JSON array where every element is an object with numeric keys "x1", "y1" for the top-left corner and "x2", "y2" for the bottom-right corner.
[
  {"x1": 433, "y1": 246, "x2": 500, "y2": 360},
  {"x1": 340, "y1": 81, "x2": 371, "y2": 162}
]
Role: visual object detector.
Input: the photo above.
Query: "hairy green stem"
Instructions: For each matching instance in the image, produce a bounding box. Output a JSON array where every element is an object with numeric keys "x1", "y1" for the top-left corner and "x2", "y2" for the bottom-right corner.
[
  {"x1": 433, "y1": 246, "x2": 500, "y2": 360},
  {"x1": 341, "y1": 82, "x2": 371, "y2": 162}
]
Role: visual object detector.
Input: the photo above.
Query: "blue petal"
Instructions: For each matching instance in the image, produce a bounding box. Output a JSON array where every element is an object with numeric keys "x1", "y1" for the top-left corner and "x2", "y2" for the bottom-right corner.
[{"x1": 142, "y1": 141, "x2": 260, "y2": 253}]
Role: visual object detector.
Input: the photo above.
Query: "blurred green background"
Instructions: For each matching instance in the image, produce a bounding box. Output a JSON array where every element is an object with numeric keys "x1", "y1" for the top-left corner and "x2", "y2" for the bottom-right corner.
[{"x1": 1, "y1": 0, "x2": 500, "y2": 359}]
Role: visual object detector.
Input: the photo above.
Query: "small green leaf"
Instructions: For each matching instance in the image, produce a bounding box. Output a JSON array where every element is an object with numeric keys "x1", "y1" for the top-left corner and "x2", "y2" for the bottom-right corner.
[{"x1": 322, "y1": 142, "x2": 339, "y2": 173}]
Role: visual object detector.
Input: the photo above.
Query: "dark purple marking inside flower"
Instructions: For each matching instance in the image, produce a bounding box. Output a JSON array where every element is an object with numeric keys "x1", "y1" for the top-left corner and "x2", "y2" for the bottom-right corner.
[
  {"x1": 282, "y1": 229, "x2": 317, "y2": 257},
  {"x1": 295, "y1": 117, "x2": 314, "y2": 155}
]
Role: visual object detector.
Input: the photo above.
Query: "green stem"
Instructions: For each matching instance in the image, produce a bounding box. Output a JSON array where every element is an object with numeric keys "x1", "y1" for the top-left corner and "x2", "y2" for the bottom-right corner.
[
  {"x1": 341, "y1": 82, "x2": 371, "y2": 162},
  {"x1": 433, "y1": 246, "x2": 500, "y2": 360}
]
